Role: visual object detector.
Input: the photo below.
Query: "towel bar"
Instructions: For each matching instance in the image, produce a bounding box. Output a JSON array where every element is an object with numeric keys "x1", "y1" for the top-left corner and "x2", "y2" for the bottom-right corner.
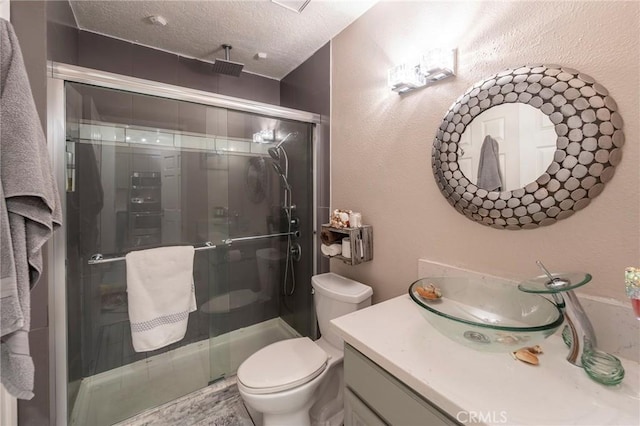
[{"x1": 87, "y1": 231, "x2": 299, "y2": 265}]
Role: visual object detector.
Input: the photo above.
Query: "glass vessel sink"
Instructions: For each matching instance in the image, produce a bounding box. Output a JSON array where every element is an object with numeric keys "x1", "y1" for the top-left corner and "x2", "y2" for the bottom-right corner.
[{"x1": 408, "y1": 277, "x2": 564, "y2": 352}]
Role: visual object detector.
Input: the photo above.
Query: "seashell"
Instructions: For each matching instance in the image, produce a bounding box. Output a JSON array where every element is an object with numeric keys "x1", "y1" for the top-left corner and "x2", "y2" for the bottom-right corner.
[
  {"x1": 513, "y1": 349, "x2": 539, "y2": 365},
  {"x1": 525, "y1": 345, "x2": 543, "y2": 354},
  {"x1": 416, "y1": 283, "x2": 442, "y2": 300},
  {"x1": 496, "y1": 334, "x2": 520, "y2": 345}
]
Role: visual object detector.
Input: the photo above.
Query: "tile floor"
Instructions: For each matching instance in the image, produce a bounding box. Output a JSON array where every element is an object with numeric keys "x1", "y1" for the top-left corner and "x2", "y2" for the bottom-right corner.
[{"x1": 115, "y1": 376, "x2": 253, "y2": 426}]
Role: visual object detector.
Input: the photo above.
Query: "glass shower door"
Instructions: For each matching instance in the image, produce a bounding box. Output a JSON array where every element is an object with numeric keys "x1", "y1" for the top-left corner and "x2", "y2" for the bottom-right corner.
[
  {"x1": 207, "y1": 113, "x2": 315, "y2": 381},
  {"x1": 62, "y1": 80, "x2": 316, "y2": 425},
  {"x1": 64, "y1": 82, "x2": 233, "y2": 425}
]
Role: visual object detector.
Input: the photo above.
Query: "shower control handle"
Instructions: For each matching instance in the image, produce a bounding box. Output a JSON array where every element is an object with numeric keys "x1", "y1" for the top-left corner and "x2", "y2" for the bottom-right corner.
[{"x1": 290, "y1": 243, "x2": 302, "y2": 262}]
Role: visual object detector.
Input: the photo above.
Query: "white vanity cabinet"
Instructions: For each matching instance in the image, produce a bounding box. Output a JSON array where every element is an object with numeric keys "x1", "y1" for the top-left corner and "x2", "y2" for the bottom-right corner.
[
  {"x1": 333, "y1": 296, "x2": 640, "y2": 426},
  {"x1": 344, "y1": 344, "x2": 459, "y2": 426}
]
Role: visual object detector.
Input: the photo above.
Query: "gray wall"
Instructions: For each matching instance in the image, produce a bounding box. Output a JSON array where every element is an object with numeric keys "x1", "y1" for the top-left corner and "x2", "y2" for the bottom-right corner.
[
  {"x1": 10, "y1": 2, "x2": 50, "y2": 425},
  {"x1": 281, "y1": 42, "x2": 331, "y2": 275},
  {"x1": 280, "y1": 43, "x2": 332, "y2": 335},
  {"x1": 45, "y1": 0, "x2": 280, "y2": 105}
]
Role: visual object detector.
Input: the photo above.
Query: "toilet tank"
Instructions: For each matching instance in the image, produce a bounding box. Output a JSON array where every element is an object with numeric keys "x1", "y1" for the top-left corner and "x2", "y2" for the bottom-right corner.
[{"x1": 312, "y1": 273, "x2": 372, "y2": 348}]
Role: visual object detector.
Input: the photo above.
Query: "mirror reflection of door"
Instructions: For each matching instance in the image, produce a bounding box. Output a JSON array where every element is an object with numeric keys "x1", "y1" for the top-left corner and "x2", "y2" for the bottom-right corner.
[
  {"x1": 518, "y1": 106, "x2": 556, "y2": 187},
  {"x1": 162, "y1": 152, "x2": 182, "y2": 243},
  {"x1": 458, "y1": 103, "x2": 556, "y2": 191}
]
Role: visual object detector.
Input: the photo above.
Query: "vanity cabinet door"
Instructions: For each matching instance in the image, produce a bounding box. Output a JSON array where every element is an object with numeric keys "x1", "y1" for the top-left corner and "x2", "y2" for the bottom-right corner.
[
  {"x1": 344, "y1": 344, "x2": 459, "y2": 426},
  {"x1": 345, "y1": 388, "x2": 387, "y2": 426}
]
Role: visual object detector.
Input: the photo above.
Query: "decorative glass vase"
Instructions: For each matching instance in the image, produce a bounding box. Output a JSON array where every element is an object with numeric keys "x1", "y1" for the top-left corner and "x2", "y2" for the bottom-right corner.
[{"x1": 625, "y1": 267, "x2": 640, "y2": 320}]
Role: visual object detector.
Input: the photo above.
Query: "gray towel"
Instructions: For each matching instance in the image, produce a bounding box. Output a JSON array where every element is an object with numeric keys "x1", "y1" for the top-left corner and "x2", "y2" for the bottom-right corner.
[
  {"x1": 0, "y1": 18, "x2": 62, "y2": 400},
  {"x1": 476, "y1": 135, "x2": 503, "y2": 191}
]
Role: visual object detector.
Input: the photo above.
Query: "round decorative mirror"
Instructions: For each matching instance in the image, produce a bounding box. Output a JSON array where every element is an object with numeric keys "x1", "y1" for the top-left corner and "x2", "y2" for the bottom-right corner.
[
  {"x1": 246, "y1": 156, "x2": 268, "y2": 203},
  {"x1": 432, "y1": 64, "x2": 624, "y2": 229}
]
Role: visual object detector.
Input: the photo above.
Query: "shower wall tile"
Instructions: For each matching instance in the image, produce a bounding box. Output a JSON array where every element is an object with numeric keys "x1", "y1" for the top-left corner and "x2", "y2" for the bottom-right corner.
[
  {"x1": 280, "y1": 42, "x2": 331, "y2": 209},
  {"x1": 131, "y1": 44, "x2": 179, "y2": 87},
  {"x1": 47, "y1": 0, "x2": 77, "y2": 27},
  {"x1": 280, "y1": 42, "x2": 330, "y2": 116},
  {"x1": 78, "y1": 84, "x2": 134, "y2": 125},
  {"x1": 176, "y1": 56, "x2": 219, "y2": 94},
  {"x1": 79, "y1": 31, "x2": 133, "y2": 76},
  {"x1": 281, "y1": 42, "x2": 331, "y2": 283},
  {"x1": 47, "y1": 21, "x2": 78, "y2": 65},
  {"x1": 218, "y1": 72, "x2": 280, "y2": 105},
  {"x1": 11, "y1": 0, "x2": 47, "y2": 130},
  {"x1": 47, "y1": 0, "x2": 78, "y2": 64},
  {"x1": 178, "y1": 101, "x2": 208, "y2": 135},
  {"x1": 131, "y1": 95, "x2": 180, "y2": 131},
  {"x1": 77, "y1": 31, "x2": 280, "y2": 105}
]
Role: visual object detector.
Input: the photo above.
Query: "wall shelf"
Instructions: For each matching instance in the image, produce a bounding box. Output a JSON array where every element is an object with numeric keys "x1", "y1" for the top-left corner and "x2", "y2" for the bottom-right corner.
[{"x1": 321, "y1": 224, "x2": 373, "y2": 265}]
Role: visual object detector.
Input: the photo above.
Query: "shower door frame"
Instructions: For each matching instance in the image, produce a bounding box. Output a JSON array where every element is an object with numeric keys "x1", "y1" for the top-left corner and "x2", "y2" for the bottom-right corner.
[{"x1": 46, "y1": 61, "x2": 322, "y2": 425}]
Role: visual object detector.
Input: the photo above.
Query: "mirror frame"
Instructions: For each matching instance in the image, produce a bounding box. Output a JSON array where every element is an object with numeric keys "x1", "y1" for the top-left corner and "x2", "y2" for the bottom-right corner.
[{"x1": 432, "y1": 64, "x2": 624, "y2": 229}]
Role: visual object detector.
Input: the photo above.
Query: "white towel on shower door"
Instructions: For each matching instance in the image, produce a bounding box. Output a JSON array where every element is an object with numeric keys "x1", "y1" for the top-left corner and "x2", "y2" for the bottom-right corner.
[{"x1": 125, "y1": 246, "x2": 196, "y2": 352}]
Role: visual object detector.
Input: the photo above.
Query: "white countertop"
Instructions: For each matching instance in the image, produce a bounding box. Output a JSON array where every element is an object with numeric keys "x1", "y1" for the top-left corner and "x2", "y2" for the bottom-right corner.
[{"x1": 331, "y1": 295, "x2": 640, "y2": 426}]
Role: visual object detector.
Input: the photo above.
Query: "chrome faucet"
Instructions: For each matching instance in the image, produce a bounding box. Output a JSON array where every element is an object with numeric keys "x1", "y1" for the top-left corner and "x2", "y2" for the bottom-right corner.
[
  {"x1": 520, "y1": 262, "x2": 597, "y2": 366},
  {"x1": 519, "y1": 262, "x2": 624, "y2": 385}
]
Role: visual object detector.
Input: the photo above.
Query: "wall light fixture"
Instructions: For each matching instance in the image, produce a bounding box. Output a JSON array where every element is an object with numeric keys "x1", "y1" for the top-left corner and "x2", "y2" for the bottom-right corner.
[
  {"x1": 252, "y1": 129, "x2": 275, "y2": 143},
  {"x1": 388, "y1": 48, "x2": 457, "y2": 94}
]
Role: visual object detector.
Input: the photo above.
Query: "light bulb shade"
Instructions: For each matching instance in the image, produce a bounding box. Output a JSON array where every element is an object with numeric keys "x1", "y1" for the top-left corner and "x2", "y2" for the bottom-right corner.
[
  {"x1": 388, "y1": 63, "x2": 426, "y2": 93},
  {"x1": 252, "y1": 129, "x2": 275, "y2": 143},
  {"x1": 420, "y1": 48, "x2": 456, "y2": 82},
  {"x1": 388, "y1": 48, "x2": 456, "y2": 94}
]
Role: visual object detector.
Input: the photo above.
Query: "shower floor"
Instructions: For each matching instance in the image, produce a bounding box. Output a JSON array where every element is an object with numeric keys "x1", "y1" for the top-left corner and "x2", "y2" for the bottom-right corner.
[{"x1": 70, "y1": 318, "x2": 298, "y2": 426}]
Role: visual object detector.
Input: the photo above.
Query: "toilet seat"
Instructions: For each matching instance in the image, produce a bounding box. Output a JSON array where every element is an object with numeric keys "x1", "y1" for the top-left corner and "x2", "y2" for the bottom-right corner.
[{"x1": 237, "y1": 337, "x2": 328, "y2": 395}]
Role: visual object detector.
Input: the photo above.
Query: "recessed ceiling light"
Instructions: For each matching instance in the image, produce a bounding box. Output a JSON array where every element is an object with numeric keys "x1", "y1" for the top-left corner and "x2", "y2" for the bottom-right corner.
[
  {"x1": 256, "y1": 52, "x2": 268, "y2": 60},
  {"x1": 271, "y1": 0, "x2": 311, "y2": 14}
]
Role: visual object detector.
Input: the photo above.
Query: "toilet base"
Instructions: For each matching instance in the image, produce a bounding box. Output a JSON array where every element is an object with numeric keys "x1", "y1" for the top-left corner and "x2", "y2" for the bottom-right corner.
[
  {"x1": 240, "y1": 359, "x2": 344, "y2": 426},
  {"x1": 264, "y1": 401, "x2": 314, "y2": 426},
  {"x1": 244, "y1": 398, "x2": 314, "y2": 426},
  {"x1": 244, "y1": 403, "x2": 263, "y2": 426},
  {"x1": 246, "y1": 405, "x2": 344, "y2": 426}
]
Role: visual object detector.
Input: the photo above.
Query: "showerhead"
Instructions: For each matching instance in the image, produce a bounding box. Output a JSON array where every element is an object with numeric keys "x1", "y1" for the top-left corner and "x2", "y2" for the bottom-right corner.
[
  {"x1": 273, "y1": 131, "x2": 298, "y2": 150},
  {"x1": 268, "y1": 131, "x2": 298, "y2": 160},
  {"x1": 271, "y1": 162, "x2": 291, "y2": 191},
  {"x1": 268, "y1": 147, "x2": 280, "y2": 161},
  {"x1": 272, "y1": 161, "x2": 285, "y2": 177},
  {"x1": 212, "y1": 44, "x2": 244, "y2": 77},
  {"x1": 268, "y1": 131, "x2": 298, "y2": 161}
]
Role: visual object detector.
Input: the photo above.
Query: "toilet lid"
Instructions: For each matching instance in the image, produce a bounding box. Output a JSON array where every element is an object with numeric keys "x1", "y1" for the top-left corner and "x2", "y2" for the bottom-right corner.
[{"x1": 237, "y1": 337, "x2": 328, "y2": 394}]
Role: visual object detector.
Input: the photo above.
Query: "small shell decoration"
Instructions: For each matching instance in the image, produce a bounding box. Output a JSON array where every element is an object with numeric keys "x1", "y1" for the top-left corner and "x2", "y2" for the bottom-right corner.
[
  {"x1": 416, "y1": 283, "x2": 442, "y2": 300},
  {"x1": 511, "y1": 345, "x2": 544, "y2": 365}
]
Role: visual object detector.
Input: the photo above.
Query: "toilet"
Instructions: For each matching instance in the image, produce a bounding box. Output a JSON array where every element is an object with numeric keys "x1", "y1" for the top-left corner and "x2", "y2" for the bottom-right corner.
[{"x1": 237, "y1": 272, "x2": 373, "y2": 426}]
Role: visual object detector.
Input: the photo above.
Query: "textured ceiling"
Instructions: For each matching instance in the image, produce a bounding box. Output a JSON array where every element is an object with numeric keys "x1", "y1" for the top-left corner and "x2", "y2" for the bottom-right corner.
[{"x1": 70, "y1": 0, "x2": 377, "y2": 80}]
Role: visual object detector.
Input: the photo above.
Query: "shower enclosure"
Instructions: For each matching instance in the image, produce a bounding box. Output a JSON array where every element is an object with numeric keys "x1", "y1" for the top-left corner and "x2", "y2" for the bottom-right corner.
[{"x1": 47, "y1": 63, "x2": 321, "y2": 425}]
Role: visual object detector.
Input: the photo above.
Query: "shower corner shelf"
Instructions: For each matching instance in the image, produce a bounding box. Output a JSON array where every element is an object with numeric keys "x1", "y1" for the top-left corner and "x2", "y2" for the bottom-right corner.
[{"x1": 321, "y1": 224, "x2": 373, "y2": 266}]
